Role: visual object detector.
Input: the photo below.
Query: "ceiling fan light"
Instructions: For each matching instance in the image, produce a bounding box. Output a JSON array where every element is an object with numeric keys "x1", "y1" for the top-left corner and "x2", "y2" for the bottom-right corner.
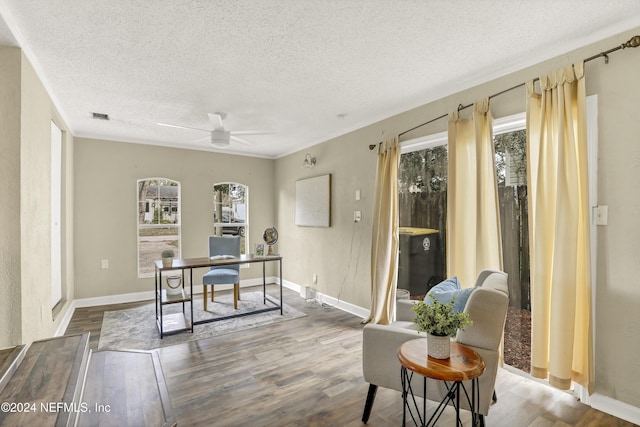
[{"x1": 211, "y1": 129, "x2": 231, "y2": 148}]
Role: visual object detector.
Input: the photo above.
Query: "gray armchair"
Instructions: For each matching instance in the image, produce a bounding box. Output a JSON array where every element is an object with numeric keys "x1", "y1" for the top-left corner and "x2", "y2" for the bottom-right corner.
[{"x1": 362, "y1": 269, "x2": 509, "y2": 424}]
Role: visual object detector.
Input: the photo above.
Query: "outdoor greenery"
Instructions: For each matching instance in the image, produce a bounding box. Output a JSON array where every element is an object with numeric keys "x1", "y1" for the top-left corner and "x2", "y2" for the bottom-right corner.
[
  {"x1": 412, "y1": 298, "x2": 472, "y2": 337},
  {"x1": 138, "y1": 226, "x2": 179, "y2": 237},
  {"x1": 399, "y1": 146, "x2": 448, "y2": 194},
  {"x1": 398, "y1": 130, "x2": 526, "y2": 193},
  {"x1": 494, "y1": 130, "x2": 527, "y2": 186}
]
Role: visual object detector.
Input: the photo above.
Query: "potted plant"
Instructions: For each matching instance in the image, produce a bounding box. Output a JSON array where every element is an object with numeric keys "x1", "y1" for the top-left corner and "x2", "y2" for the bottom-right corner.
[
  {"x1": 412, "y1": 297, "x2": 472, "y2": 359},
  {"x1": 161, "y1": 249, "x2": 175, "y2": 268}
]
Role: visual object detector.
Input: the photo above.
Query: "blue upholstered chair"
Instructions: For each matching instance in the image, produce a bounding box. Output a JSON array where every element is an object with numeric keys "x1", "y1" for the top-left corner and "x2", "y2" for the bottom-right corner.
[{"x1": 203, "y1": 236, "x2": 241, "y2": 310}]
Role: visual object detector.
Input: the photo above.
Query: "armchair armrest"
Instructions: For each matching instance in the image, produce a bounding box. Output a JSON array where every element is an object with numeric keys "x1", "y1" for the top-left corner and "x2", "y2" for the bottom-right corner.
[
  {"x1": 396, "y1": 299, "x2": 418, "y2": 322},
  {"x1": 362, "y1": 323, "x2": 422, "y2": 391}
]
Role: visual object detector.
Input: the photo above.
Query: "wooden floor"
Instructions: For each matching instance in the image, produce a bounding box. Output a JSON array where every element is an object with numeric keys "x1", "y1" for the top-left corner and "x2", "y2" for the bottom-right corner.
[{"x1": 65, "y1": 286, "x2": 634, "y2": 427}]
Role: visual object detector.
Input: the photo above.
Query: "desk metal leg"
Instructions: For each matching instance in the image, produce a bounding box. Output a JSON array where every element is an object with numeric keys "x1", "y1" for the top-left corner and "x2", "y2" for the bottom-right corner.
[
  {"x1": 263, "y1": 261, "x2": 266, "y2": 304},
  {"x1": 279, "y1": 259, "x2": 283, "y2": 315},
  {"x1": 190, "y1": 268, "x2": 194, "y2": 333},
  {"x1": 159, "y1": 270, "x2": 163, "y2": 338},
  {"x1": 155, "y1": 269, "x2": 159, "y2": 321}
]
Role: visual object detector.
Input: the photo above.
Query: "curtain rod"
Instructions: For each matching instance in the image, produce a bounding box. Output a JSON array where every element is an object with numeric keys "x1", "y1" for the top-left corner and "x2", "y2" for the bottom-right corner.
[{"x1": 369, "y1": 34, "x2": 640, "y2": 150}]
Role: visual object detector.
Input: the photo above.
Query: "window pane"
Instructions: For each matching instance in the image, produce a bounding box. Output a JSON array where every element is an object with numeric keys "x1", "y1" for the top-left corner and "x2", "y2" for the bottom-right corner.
[
  {"x1": 494, "y1": 129, "x2": 531, "y2": 373},
  {"x1": 138, "y1": 178, "x2": 181, "y2": 276},
  {"x1": 213, "y1": 182, "x2": 248, "y2": 255},
  {"x1": 398, "y1": 146, "x2": 448, "y2": 297},
  {"x1": 138, "y1": 226, "x2": 180, "y2": 275}
]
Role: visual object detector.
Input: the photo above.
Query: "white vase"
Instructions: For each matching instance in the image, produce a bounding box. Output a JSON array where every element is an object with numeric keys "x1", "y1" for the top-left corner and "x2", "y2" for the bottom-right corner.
[{"x1": 427, "y1": 333, "x2": 451, "y2": 359}]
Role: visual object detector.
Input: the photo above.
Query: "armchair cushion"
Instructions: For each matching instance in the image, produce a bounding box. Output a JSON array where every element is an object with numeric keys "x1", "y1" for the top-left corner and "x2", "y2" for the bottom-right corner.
[{"x1": 425, "y1": 276, "x2": 473, "y2": 312}]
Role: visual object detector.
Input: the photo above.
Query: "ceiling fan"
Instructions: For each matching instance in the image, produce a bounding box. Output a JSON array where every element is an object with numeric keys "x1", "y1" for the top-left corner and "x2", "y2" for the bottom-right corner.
[{"x1": 157, "y1": 112, "x2": 273, "y2": 148}]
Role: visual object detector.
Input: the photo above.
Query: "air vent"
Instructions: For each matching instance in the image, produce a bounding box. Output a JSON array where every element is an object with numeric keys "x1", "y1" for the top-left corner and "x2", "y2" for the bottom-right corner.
[{"x1": 92, "y1": 112, "x2": 110, "y2": 120}]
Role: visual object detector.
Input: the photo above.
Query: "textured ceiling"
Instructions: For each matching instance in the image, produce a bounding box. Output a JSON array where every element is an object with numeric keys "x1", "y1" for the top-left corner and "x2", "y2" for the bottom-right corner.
[{"x1": 1, "y1": 1, "x2": 639, "y2": 158}]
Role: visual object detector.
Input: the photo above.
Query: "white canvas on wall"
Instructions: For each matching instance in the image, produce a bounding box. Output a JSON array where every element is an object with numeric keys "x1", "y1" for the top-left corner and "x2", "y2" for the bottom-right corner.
[{"x1": 295, "y1": 174, "x2": 331, "y2": 227}]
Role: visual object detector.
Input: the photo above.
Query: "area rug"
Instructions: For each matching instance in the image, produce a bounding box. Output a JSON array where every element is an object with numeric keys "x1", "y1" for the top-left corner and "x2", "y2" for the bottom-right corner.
[{"x1": 98, "y1": 291, "x2": 306, "y2": 350}]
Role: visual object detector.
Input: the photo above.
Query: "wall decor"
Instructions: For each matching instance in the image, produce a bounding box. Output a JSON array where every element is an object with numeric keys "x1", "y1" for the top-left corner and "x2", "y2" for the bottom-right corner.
[{"x1": 295, "y1": 174, "x2": 331, "y2": 227}]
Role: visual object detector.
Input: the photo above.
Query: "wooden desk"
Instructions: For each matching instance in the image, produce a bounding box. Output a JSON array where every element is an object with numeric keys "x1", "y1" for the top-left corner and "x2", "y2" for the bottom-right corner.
[
  {"x1": 154, "y1": 254, "x2": 283, "y2": 338},
  {"x1": 397, "y1": 339, "x2": 485, "y2": 426}
]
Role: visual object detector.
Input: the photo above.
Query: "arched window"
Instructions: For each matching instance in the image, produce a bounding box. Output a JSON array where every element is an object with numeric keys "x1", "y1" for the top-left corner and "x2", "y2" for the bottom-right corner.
[
  {"x1": 137, "y1": 178, "x2": 181, "y2": 277},
  {"x1": 213, "y1": 182, "x2": 248, "y2": 255}
]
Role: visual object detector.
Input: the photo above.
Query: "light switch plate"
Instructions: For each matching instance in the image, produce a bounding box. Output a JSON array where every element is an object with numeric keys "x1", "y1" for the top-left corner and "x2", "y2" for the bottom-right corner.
[{"x1": 594, "y1": 205, "x2": 608, "y2": 225}]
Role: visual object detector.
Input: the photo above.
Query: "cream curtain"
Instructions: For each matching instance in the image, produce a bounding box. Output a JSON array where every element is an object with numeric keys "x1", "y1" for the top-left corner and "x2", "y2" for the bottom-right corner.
[
  {"x1": 364, "y1": 136, "x2": 400, "y2": 324},
  {"x1": 526, "y1": 63, "x2": 593, "y2": 391},
  {"x1": 447, "y1": 99, "x2": 503, "y2": 286}
]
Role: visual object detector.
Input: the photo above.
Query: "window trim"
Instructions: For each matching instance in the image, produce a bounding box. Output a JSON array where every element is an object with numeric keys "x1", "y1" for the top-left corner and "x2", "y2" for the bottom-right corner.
[{"x1": 400, "y1": 112, "x2": 526, "y2": 154}]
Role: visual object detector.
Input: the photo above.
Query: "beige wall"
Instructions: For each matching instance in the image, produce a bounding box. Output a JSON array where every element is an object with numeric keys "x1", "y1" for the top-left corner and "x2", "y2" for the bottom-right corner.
[
  {"x1": 590, "y1": 35, "x2": 640, "y2": 406},
  {"x1": 275, "y1": 27, "x2": 640, "y2": 407},
  {"x1": 0, "y1": 47, "x2": 22, "y2": 347},
  {"x1": 73, "y1": 139, "x2": 275, "y2": 299},
  {"x1": 275, "y1": 125, "x2": 378, "y2": 309},
  {"x1": 0, "y1": 47, "x2": 74, "y2": 347}
]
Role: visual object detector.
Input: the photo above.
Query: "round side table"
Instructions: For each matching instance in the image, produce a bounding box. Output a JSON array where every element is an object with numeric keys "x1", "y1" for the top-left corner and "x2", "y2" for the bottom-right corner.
[{"x1": 397, "y1": 338, "x2": 485, "y2": 426}]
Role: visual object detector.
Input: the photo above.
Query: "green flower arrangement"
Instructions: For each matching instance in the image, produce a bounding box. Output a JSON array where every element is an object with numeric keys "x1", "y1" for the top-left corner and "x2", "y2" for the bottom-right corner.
[{"x1": 412, "y1": 297, "x2": 473, "y2": 337}]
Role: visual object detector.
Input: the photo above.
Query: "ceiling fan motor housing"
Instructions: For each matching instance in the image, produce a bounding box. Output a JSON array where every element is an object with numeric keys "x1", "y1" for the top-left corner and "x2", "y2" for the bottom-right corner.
[{"x1": 211, "y1": 129, "x2": 231, "y2": 147}]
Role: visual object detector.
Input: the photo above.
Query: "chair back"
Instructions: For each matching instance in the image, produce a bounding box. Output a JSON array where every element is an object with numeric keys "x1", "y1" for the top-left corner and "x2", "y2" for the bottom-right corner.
[
  {"x1": 456, "y1": 270, "x2": 509, "y2": 351},
  {"x1": 208, "y1": 236, "x2": 241, "y2": 273},
  {"x1": 473, "y1": 268, "x2": 508, "y2": 294}
]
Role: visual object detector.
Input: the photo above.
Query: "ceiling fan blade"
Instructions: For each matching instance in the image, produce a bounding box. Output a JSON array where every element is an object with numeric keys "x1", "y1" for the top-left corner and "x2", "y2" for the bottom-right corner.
[
  {"x1": 229, "y1": 129, "x2": 275, "y2": 136},
  {"x1": 158, "y1": 122, "x2": 208, "y2": 133},
  {"x1": 230, "y1": 135, "x2": 254, "y2": 146},
  {"x1": 192, "y1": 135, "x2": 210, "y2": 143},
  {"x1": 208, "y1": 112, "x2": 225, "y2": 130}
]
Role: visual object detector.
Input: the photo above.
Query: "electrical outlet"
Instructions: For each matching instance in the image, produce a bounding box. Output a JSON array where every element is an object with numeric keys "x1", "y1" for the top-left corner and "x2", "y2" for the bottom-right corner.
[
  {"x1": 101, "y1": 259, "x2": 109, "y2": 269},
  {"x1": 313, "y1": 273, "x2": 318, "y2": 284},
  {"x1": 355, "y1": 189, "x2": 361, "y2": 201},
  {"x1": 354, "y1": 211, "x2": 361, "y2": 222}
]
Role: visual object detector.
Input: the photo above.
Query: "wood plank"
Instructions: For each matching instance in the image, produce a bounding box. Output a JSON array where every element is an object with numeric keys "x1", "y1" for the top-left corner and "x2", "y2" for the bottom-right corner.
[
  {"x1": 0, "y1": 345, "x2": 26, "y2": 394},
  {"x1": 78, "y1": 349, "x2": 175, "y2": 427},
  {"x1": 0, "y1": 333, "x2": 89, "y2": 427}
]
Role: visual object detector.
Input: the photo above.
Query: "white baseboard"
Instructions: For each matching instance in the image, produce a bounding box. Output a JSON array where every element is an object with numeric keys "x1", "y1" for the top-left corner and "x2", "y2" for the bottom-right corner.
[
  {"x1": 590, "y1": 393, "x2": 640, "y2": 425},
  {"x1": 281, "y1": 279, "x2": 368, "y2": 319},
  {"x1": 54, "y1": 300, "x2": 78, "y2": 337},
  {"x1": 314, "y1": 292, "x2": 368, "y2": 319}
]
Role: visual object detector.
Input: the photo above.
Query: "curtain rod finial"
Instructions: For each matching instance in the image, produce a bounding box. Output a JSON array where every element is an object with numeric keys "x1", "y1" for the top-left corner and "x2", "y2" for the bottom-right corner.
[{"x1": 624, "y1": 35, "x2": 640, "y2": 49}]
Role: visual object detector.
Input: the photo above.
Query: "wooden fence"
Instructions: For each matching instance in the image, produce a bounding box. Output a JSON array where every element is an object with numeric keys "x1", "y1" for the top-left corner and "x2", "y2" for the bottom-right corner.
[{"x1": 399, "y1": 185, "x2": 530, "y2": 310}]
